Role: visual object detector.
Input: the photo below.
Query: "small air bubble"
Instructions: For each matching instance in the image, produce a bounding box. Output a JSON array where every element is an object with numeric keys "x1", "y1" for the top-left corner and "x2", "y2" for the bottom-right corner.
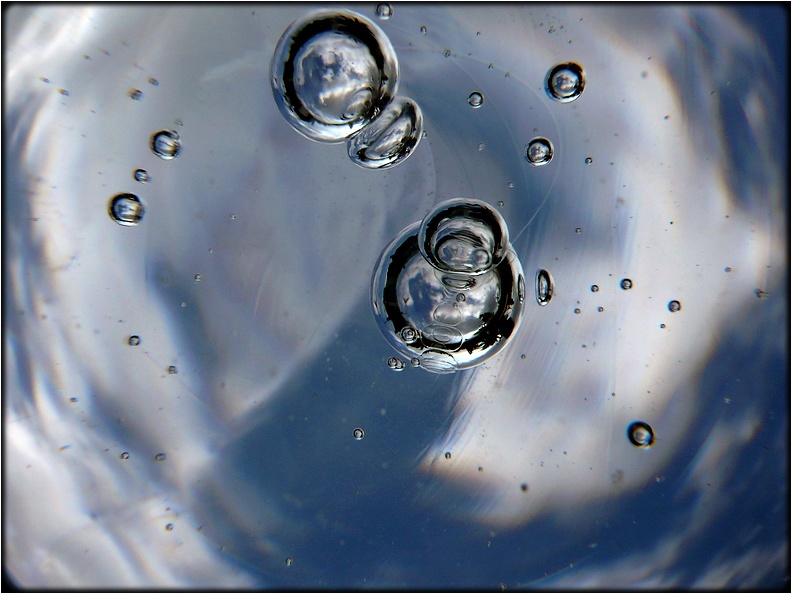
[
  {"x1": 468, "y1": 91, "x2": 484, "y2": 108},
  {"x1": 410, "y1": 357, "x2": 420, "y2": 367},
  {"x1": 420, "y1": 25, "x2": 427, "y2": 34},
  {"x1": 443, "y1": 49, "x2": 452, "y2": 57},
  {"x1": 133, "y1": 169, "x2": 150, "y2": 183},
  {"x1": 375, "y1": 3, "x2": 392, "y2": 20},
  {"x1": 585, "y1": 157, "x2": 593, "y2": 164},
  {"x1": 40, "y1": 77, "x2": 50, "y2": 83},
  {"x1": 477, "y1": 142, "x2": 485, "y2": 151},
  {"x1": 120, "y1": 452, "x2": 130, "y2": 460},
  {"x1": 520, "y1": 483, "x2": 528, "y2": 492},
  {"x1": 506, "y1": 181, "x2": 514, "y2": 189},
  {"x1": 128, "y1": 335, "x2": 141, "y2": 346},
  {"x1": 575, "y1": 227, "x2": 582, "y2": 234},
  {"x1": 574, "y1": 308, "x2": 581, "y2": 314},
  {"x1": 194, "y1": 274, "x2": 201, "y2": 283},
  {"x1": 525, "y1": 137, "x2": 553, "y2": 166},
  {"x1": 165, "y1": 523, "x2": 174, "y2": 531},
  {"x1": 627, "y1": 421, "x2": 654, "y2": 447},
  {"x1": 597, "y1": 306, "x2": 604, "y2": 312},
  {"x1": 285, "y1": 557, "x2": 294, "y2": 567},
  {"x1": 620, "y1": 278, "x2": 633, "y2": 290},
  {"x1": 498, "y1": 200, "x2": 505, "y2": 207},
  {"x1": 148, "y1": 77, "x2": 159, "y2": 86},
  {"x1": 58, "y1": 88, "x2": 69, "y2": 96},
  {"x1": 167, "y1": 365, "x2": 178, "y2": 374},
  {"x1": 444, "y1": 452, "x2": 452, "y2": 460},
  {"x1": 154, "y1": 452, "x2": 167, "y2": 461},
  {"x1": 660, "y1": 323, "x2": 666, "y2": 328},
  {"x1": 668, "y1": 300, "x2": 681, "y2": 313},
  {"x1": 591, "y1": 285, "x2": 599, "y2": 292},
  {"x1": 69, "y1": 397, "x2": 78, "y2": 403},
  {"x1": 545, "y1": 62, "x2": 585, "y2": 102},
  {"x1": 724, "y1": 267, "x2": 732, "y2": 272},
  {"x1": 150, "y1": 130, "x2": 181, "y2": 160},
  {"x1": 353, "y1": 427, "x2": 365, "y2": 440},
  {"x1": 535, "y1": 269, "x2": 554, "y2": 306},
  {"x1": 128, "y1": 88, "x2": 143, "y2": 101},
  {"x1": 109, "y1": 193, "x2": 144, "y2": 226}
]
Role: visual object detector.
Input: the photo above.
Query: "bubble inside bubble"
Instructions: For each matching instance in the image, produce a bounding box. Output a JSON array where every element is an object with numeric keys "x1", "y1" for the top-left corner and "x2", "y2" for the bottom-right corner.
[
  {"x1": 545, "y1": 62, "x2": 585, "y2": 103},
  {"x1": 535, "y1": 269, "x2": 554, "y2": 306},
  {"x1": 270, "y1": 10, "x2": 399, "y2": 143},
  {"x1": 627, "y1": 421, "x2": 655, "y2": 447},
  {"x1": 375, "y1": 3, "x2": 392, "y2": 20},
  {"x1": 668, "y1": 300, "x2": 681, "y2": 313},
  {"x1": 468, "y1": 91, "x2": 484, "y2": 108},
  {"x1": 418, "y1": 199, "x2": 509, "y2": 275},
  {"x1": 372, "y1": 203, "x2": 525, "y2": 374},
  {"x1": 347, "y1": 96, "x2": 423, "y2": 169},
  {"x1": 150, "y1": 130, "x2": 181, "y2": 159},
  {"x1": 526, "y1": 137, "x2": 553, "y2": 166},
  {"x1": 109, "y1": 193, "x2": 144, "y2": 226}
]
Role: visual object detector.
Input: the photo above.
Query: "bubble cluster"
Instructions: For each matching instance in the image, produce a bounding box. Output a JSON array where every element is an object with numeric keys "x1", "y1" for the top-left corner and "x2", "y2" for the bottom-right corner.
[
  {"x1": 271, "y1": 9, "x2": 423, "y2": 169},
  {"x1": 526, "y1": 137, "x2": 553, "y2": 166},
  {"x1": 109, "y1": 193, "x2": 144, "y2": 226},
  {"x1": 347, "y1": 96, "x2": 423, "y2": 169},
  {"x1": 387, "y1": 356, "x2": 405, "y2": 371},
  {"x1": 545, "y1": 62, "x2": 585, "y2": 103},
  {"x1": 167, "y1": 365, "x2": 178, "y2": 375},
  {"x1": 150, "y1": 130, "x2": 181, "y2": 160},
  {"x1": 372, "y1": 199, "x2": 525, "y2": 374},
  {"x1": 535, "y1": 269, "x2": 554, "y2": 306},
  {"x1": 627, "y1": 421, "x2": 655, "y2": 448}
]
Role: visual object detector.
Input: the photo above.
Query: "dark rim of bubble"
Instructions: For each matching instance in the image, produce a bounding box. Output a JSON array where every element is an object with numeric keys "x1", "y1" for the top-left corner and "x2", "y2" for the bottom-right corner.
[
  {"x1": 544, "y1": 62, "x2": 585, "y2": 103},
  {"x1": 626, "y1": 421, "x2": 655, "y2": 447}
]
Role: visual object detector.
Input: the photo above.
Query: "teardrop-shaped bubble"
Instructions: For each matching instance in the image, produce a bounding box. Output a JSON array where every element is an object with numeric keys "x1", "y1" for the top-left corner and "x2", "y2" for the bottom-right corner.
[
  {"x1": 545, "y1": 62, "x2": 585, "y2": 103},
  {"x1": 270, "y1": 10, "x2": 399, "y2": 143},
  {"x1": 108, "y1": 193, "x2": 145, "y2": 226},
  {"x1": 418, "y1": 199, "x2": 509, "y2": 275},
  {"x1": 535, "y1": 269, "x2": 554, "y2": 306},
  {"x1": 150, "y1": 130, "x2": 181, "y2": 160},
  {"x1": 526, "y1": 137, "x2": 553, "y2": 166},
  {"x1": 371, "y1": 219, "x2": 524, "y2": 374},
  {"x1": 347, "y1": 96, "x2": 423, "y2": 169}
]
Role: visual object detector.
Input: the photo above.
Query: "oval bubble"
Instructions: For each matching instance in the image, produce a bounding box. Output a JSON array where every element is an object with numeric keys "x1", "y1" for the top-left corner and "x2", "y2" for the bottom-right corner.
[
  {"x1": 545, "y1": 62, "x2": 585, "y2": 103},
  {"x1": 347, "y1": 96, "x2": 423, "y2": 169},
  {"x1": 371, "y1": 221, "x2": 524, "y2": 373},
  {"x1": 418, "y1": 198, "x2": 509, "y2": 275},
  {"x1": 535, "y1": 269, "x2": 554, "y2": 306},
  {"x1": 109, "y1": 193, "x2": 145, "y2": 226},
  {"x1": 270, "y1": 9, "x2": 399, "y2": 143}
]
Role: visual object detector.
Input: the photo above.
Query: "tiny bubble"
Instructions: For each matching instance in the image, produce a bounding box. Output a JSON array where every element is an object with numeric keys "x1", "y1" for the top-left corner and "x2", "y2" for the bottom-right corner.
[
  {"x1": 520, "y1": 483, "x2": 528, "y2": 492},
  {"x1": 597, "y1": 306, "x2": 604, "y2": 312},
  {"x1": 585, "y1": 157, "x2": 593, "y2": 164},
  {"x1": 285, "y1": 557, "x2": 294, "y2": 567},
  {"x1": 575, "y1": 227, "x2": 582, "y2": 234},
  {"x1": 574, "y1": 308, "x2": 581, "y2": 314},
  {"x1": 58, "y1": 89, "x2": 69, "y2": 96},
  {"x1": 69, "y1": 397, "x2": 78, "y2": 403},
  {"x1": 591, "y1": 285, "x2": 599, "y2": 292}
]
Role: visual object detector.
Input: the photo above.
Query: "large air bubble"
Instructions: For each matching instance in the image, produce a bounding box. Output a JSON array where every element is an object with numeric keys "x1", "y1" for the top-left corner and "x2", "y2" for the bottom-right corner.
[
  {"x1": 271, "y1": 9, "x2": 399, "y2": 143},
  {"x1": 372, "y1": 199, "x2": 525, "y2": 374},
  {"x1": 347, "y1": 96, "x2": 423, "y2": 169}
]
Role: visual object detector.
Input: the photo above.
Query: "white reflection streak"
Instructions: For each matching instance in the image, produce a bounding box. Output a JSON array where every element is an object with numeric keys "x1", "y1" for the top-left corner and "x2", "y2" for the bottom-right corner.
[{"x1": 417, "y1": 4, "x2": 781, "y2": 529}]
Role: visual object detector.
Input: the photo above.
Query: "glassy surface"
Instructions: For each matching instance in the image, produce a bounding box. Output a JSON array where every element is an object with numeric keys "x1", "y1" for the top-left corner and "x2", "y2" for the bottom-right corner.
[{"x1": 3, "y1": 4, "x2": 789, "y2": 589}]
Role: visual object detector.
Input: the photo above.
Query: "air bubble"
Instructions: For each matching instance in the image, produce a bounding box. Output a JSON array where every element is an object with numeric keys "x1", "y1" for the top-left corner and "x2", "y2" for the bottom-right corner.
[
  {"x1": 353, "y1": 427, "x2": 365, "y2": 440},
  {"x1": 467, "y1": 91, "x2": 484, "y2": 108},
  {"x1": 148, "y1": 77, "x2": 159, "y2": 86},
  {"x1": 154, "y1": 452, "x2": 167, "y2": 461},
  {"x1": 165, "y1": 523, "x2": 174, "y2": 531},
  {"x1": 387, "y1": 356, "x2": 405, "y2": 371},
  {"x1": 133, "y1": 169, "x2": 150, "y2": 183},
  {"x1": 585, "y1": 157, "x2": 593, "y2": 164},
  {"x1": 620, "y1": 278, "x2": 633, "y2": 290},
  {"x1": 574, "y1": 308, "x2": 581, "y2": 314},
  {"x1": 270, "y1": 10, "x2": 399, "y2": 143},
  {"x1": 575, "y1": 227, "x2": 582, "y2": 234},
  {"x1": 590, "y1": 285, "x2": 599, "y2": 292},
  {"x1": 194, "y1": 274, "x2": 201, "y2": 283},
  {"x1": 109, "y1": 193, "x2": 144, "y2": 226},
  {"x1": 525, "y1": 137, "x2": 553, "y2": 166},
  {"x1": 420, "y1": 26, "x2": 427, "y2": 34},
  {"x1": 167, "y1": 365, "x2": 178, "y2": 374},
  {"x1": 372, "y1": 199, "x2": 525, "y2": 374},
  {"x1": 120, "y1": 452, "x2": 130, "y2": 460},
  {"x1": 150, "y1": 130, "x2": 181, "y2": 159},
  {"x1": 444, "y1": 452, "x2": 452, "y2": 460},
  {"x1": 128, "y1": 335, "x2": 141, "y2": 346},
  {"x1": 128, "y1": 88, "x2": 143, "y2": 100},
  {"x1": 418, "y1": 199, "x2": 509, "y2": 275},
  {"x1": 668, "y1": 300, "x2": 681, "y2": 313},
  {"x1": 478, "y1": 142, "x2": 485, "y2": 151},
  {"x1": 347, "y1": 96, "x2": 423, "y2": 169},
  {"x1": 535, "y1": 269, "x2": 554, "y2": 306},
  {"x1": 597, "y1": 306, "x2": 604, "y2": 312},
  {"x1": 627, "y1": 421, "x2": 655, "y2": 447},
  {"x1": 375, "y1": 3, "x2": 392, "y2": 20},
  {"x1": 285, "y1": 557, "x2": 294, "y2": 567},
  {"x1": 545, "y1": 62, "x2": 585, "y2": 103}
]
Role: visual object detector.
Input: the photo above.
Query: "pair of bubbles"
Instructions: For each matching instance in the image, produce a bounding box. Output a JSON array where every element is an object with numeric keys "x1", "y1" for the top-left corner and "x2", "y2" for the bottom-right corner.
[
  {"x1": 271, "y1": 9, "x2": 422, "y2": 170},
  {"x1": 108, "y1": 129, "x2": 182, "y2": 226}
]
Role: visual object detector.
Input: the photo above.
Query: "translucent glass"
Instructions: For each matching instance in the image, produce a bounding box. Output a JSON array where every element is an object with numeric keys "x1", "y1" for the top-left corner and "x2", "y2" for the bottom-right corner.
[{"x1": 4, "y1": 4, "x2": 788, "y2": 590}]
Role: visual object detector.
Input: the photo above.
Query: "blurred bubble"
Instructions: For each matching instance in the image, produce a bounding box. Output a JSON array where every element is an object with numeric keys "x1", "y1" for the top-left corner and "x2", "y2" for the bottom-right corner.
[
  {"x1": 574, "y1": 308, "x2": 581, "y2": 314},
  {"x1": 467, "y1": 91, "x2": 484, "y2": 108},
  {"x1": 147, "y1": 77, "x2": 159, "y2": 86},
  {"x1": 668, "y1": 300, "x2": 682, "y2": 313},
  {"x1": 108, "y1": 193, "x2": 144, "y2": 227},
  {"x1": 128, "y1": 88, "x2": 143, "y2": 101},
  {"x1": 285, "y1": 557, "x2": 294, "y2": 567},
  {"x1": 128, "y1": 335, "x2": 141, "y2": 346},
  {"x1": 375, "y1": 3, "x2": 392, "y2": 20},
  {"x1": 584, "y1": 157, "x2": 593, "y2": 164},
  {"x1": 372, "y1": 199, "x2": 525, "y2": 373},
  {"x1": 525, "y1": 137, "x2": 553, "y2": 166},
  {"x1": 120, "y1": 452, "x2": 129, "y2": 460},
  {"x1": 627, "y1": 421, "x2": 655, "y2": 448},
  {"x1": 165, "y1": 523, "x2": 174, "y2": 531},
  {"x1": 590, "y1": 285, "x2": 599, "y2": 293},
  {"x1": 270, "y1": 9, "x2": 399, "y2": 142},
  {"x1": 545, "y1": 62, "x2": 585, "y2": 103},
  {"x1": 154, "y1": 453, "x2": 167, "y2": 462},
  {"x1": 150, "y1": 130, "x2": 181, "y2": 159},
  {"x1": 347, "y1": 96, "x2": 423, "y2": 169},
  {"x1": 420, "y1": 25, "x2": 427, "y2": 34},
  {"x1": 535, "y1": 269, "x2": 554, "y2": 306},
  {"x1": 194, "y1": 274, "x2": 201, "y2": 283},
  {"x1": 167, "y1": 365, "x2": 178, "y2": 375},
  {"x1": 353, "y1": 427, "x2": 365, "y2": 440},
  {"x1": 444, "y1": 452, "x2": 452, "y2": 460},
  {"x1": 133, "y1": 168, "x2": 149, "y2": 183}
]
